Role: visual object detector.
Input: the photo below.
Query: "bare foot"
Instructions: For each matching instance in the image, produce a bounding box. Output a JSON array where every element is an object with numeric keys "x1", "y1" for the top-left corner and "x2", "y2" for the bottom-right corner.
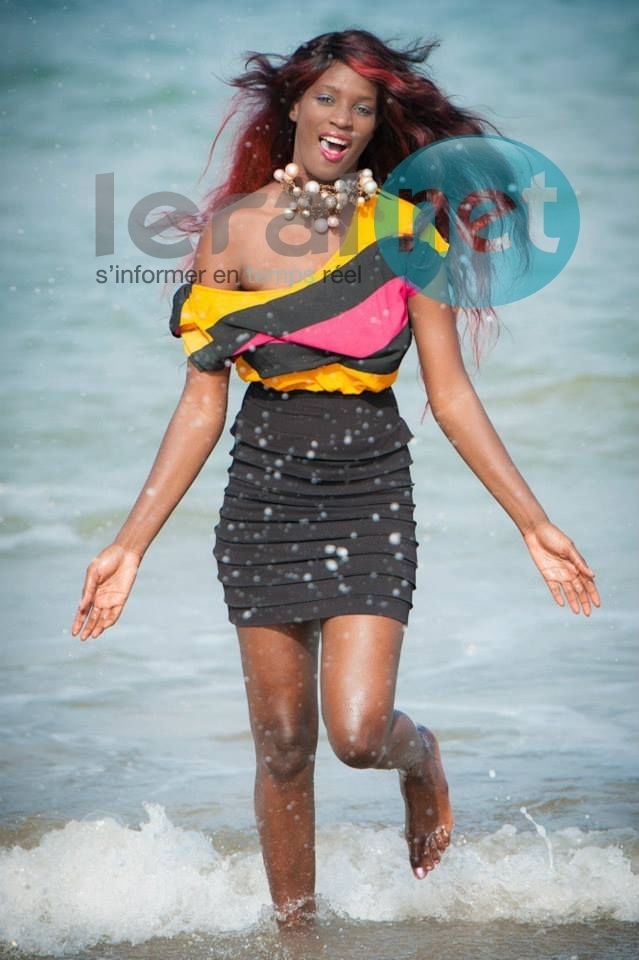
[{"x1": 400, "y1": 725, "x2": 454, "y2": 879}]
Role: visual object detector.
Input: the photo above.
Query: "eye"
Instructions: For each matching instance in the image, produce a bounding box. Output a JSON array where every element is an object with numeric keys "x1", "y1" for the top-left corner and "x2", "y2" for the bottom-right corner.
[
  {"x1": 315, "y1": 93, "x2": 334, "y2": 104},
  {"x1": 354, "y1": 103, "x2": 375, "y2": 117}
]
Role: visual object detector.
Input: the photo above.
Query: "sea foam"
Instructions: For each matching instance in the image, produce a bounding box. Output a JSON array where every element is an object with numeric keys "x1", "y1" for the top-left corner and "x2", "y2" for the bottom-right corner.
[{"x1": 1, "y1": 804, "x2": 637, "y2": 957}]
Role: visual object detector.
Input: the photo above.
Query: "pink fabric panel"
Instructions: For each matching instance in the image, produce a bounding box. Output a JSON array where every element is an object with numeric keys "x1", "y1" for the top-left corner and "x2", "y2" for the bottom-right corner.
[{"x1": 232, "y1": 277, "x2": 411, "y2": 359}]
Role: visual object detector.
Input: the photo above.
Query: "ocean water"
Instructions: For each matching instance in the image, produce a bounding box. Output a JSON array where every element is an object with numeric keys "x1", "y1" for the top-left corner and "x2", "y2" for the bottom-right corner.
[{"x1": 1, "y1": 0, "x2": 638, "y2": 957}]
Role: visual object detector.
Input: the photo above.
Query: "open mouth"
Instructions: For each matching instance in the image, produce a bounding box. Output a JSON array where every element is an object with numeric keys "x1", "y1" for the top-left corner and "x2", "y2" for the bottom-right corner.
[{"x1": 319, "y1": 135, "x2": 350, "y2": 160}]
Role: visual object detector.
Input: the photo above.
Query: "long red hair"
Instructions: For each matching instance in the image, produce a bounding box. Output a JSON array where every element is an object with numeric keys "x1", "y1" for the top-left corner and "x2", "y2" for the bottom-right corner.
[
  {"x1": 194, "y1": 30, "x2": 495, "y2": 215},
  {"x1": 177, "y1": 30, "x2": 525, "y2": 356}
]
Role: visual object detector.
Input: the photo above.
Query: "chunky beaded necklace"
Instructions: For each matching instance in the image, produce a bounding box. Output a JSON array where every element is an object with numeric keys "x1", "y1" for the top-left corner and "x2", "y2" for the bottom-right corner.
[{"x1": 273, "y1": 163, "x2": 378, "y2": 233}]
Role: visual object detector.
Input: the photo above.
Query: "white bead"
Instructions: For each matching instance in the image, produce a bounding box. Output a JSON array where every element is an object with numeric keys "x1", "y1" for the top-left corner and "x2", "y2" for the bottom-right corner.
[{"x1": 273, "y1": 161, "x2": 378, "y2": 233}]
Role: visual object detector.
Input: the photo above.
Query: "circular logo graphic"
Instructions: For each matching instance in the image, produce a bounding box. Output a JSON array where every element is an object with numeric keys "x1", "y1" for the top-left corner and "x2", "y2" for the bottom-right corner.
[{"x1": 374, "y1": 135, "x2": 580, "y2": 307}]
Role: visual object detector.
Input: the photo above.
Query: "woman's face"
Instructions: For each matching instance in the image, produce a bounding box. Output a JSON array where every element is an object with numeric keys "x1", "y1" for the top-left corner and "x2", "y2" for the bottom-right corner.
[{"x1": 288, "y1": 61, "x2": 378, "y2": 182}]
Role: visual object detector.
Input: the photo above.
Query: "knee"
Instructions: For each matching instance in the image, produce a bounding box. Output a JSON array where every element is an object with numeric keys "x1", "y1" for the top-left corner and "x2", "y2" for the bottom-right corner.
[
  {"x1": 254, "y1": 721, "x2": 316, "y2": 782},
  {"x1": 325, "y1": 713, "x2": 390, "y2": 770}
]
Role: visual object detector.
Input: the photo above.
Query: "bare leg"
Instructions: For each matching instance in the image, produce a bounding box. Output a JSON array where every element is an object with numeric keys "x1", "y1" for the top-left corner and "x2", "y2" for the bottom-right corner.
[
  {"x1": 237, "y1": 621, "x2": 319, "y2": 927},
  {"x1": 320, "y1": 615, "x2": 454, "y2": 878}
]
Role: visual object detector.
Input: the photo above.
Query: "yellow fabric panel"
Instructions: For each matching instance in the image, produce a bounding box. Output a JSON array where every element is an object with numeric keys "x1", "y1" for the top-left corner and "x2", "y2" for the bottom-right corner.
[
  {"x1": 176, "y1": 194, "x2": 448, "y2": 345},
  {"x1": 376, "y1": 193, "x2": 449, "y2": 254},
  {"x1": 181, "y1": 324, "x2": 212, "y2": 355},
  {"x1": 178, "y1": 275, "x2": 288, "y2": 339},
  {"x1": 234, "y1": 356, "x2": 398, "y2": 394},
  {"x1": 423, "y1": 220, "x2": 449, "y2": 255}
]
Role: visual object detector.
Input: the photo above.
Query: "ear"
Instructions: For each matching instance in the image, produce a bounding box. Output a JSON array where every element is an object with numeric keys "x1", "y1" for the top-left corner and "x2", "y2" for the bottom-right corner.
[{"x1": 289, "y1": 101, "x2": 299, "y2": 123}]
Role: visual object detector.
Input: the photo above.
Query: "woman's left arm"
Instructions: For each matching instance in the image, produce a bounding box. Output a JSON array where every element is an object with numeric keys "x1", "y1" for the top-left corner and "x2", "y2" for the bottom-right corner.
[{"x1": 409, "y1": 292, "x2": 600, "y2": 616}]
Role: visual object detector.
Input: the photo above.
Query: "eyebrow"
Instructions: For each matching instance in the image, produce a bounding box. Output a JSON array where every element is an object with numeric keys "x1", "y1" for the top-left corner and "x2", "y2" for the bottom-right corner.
[{"x1": 320, "y1": 83, "x2": 377, "y2": 102}]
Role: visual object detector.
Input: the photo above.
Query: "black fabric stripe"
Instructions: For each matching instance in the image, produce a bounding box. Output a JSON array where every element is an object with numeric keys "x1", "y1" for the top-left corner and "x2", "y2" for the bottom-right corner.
[
  {"x1": 336, "y1": 325, "x2": 413, "y2": 374},
  {"x1": 207, "y1": 242, "x2": 399, "y2": 337},
  {"x1": 184, "y1": 242, "x2": 415, "y2": 372},
  {"x1": 219, "y1": 572, "x2": 416, "y2": 605},
  {"x1": 232, "y1": 321, "x2": 411, "y2": 379},
  {"x1": 169, "y1": 282, "x2": 192, "y2": 337},
  {"x1": 225, "y1": 591, "x2": 412, "y2": 626},
  {"x1": 215, "y1": 519, "x2": 417, "y2": 570}
]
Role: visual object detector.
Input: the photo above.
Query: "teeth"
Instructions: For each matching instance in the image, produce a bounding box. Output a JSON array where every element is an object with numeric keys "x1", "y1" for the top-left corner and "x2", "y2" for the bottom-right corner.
[{"x1": 320, "y1": 137, "x2": 348, "y2": 151}]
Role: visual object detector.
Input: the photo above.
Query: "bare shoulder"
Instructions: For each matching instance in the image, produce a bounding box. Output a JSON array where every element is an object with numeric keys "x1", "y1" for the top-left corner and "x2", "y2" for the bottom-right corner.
[{"x1": 193, "y1": 183, "x2": 278, "y2": 288}]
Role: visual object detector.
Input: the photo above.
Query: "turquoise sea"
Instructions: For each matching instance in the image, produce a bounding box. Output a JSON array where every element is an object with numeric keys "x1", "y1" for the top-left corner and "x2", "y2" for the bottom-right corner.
[{"x1": 1, "y1": 0, "x2": 637, "y2": 957}]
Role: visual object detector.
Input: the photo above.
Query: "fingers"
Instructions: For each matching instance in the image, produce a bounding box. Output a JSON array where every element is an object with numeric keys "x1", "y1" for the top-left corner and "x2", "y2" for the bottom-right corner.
[
  {"x1": 71, "y1": 609, "x2": 88, "y2": 638},
  {"x1": 548, "y1": 573, "x2": 600, "y2": 617},
  {"x1": 532, "y1": 529, "x2": 601, "y2": 617},
  {"x1": 547, "y1": 580, "x2": 566, "y2": 609},
  {"x1": 71, "y1": 547, "x2": 135, "y2": 640},
  {"x1": 74, "y1": 603, "x2": 123, "y2": 641},
  {"x1": 568, "y1": 543, "x2": 597, "y2": 581},
  {"x1": 76, "y1": 564, "x2": 99, "y2": 616},
  {"x1": 71, "y1": 559, "x2": 119, "y2": 639},
  {"x1": 585, "y1": 577, "x2": 601, "y2": 609},
  {"x1": 564, "y1": 578, "x2": 588, "y2": 616},
  {"x1": 71, "y1": 566, "x2": 100, "y2": 637}
]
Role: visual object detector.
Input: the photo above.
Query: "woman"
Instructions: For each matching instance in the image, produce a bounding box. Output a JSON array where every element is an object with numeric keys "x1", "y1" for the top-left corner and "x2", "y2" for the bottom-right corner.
[{"x1": 72, "y1": 30, "x2": 599, "y2": 927}]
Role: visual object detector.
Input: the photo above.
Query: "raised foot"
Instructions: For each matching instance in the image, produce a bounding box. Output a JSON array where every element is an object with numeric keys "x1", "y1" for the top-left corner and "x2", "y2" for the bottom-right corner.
[{"x1": 400, "y1": 725, "x2": 454, "y2": 879}]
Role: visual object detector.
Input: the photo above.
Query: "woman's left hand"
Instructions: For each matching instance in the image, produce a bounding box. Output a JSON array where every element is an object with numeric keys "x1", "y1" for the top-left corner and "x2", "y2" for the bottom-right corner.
[{"x1": 523, "y1": 521, "x2": 601, "y2": 616}]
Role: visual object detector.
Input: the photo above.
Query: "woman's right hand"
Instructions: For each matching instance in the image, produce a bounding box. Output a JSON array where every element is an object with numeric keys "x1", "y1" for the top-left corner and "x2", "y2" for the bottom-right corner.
[{"x1": 71, "y1": 544, "x2": 141, "y2": 641}]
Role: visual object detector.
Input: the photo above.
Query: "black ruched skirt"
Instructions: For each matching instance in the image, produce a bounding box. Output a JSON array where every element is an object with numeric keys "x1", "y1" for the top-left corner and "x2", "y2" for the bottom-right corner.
[{"x1": 214, "y1": 383, "x2": 418, "y2": 625}]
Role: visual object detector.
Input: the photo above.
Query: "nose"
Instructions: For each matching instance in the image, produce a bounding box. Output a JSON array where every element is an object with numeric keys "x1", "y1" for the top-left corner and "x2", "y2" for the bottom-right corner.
[{"x1": 330, "y1": 100, "x2": 353, "y2": 129}]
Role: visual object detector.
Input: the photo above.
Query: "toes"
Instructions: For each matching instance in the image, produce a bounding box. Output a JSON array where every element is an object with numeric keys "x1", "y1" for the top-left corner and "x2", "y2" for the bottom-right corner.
[
  {"x1": 411, "y1": 830, "x2": 449, "y2": 878},
  {"x1": 410, "y1": 844, "x2": 433, "y2": 874},
  {"x1": 432, "y1": 825, "x2": 452, "y2": 852},
  {"x1": 409, "y1": 843, "x2": 423, "y2": 872},
  {"x1": 428, "y1": 838, "x2": 442, "y2": 862},
  {"x1": 414, "y1": 860, "x2": 434, "y2": 879}
]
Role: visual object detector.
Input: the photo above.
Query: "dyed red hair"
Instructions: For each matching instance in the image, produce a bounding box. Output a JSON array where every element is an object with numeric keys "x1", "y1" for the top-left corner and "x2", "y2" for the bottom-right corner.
[
  {"x1": 193, "y1": 30, "x2": 495, "y2": 215},
  {"x1": 176, "y1": 30, "x2": 526, "y2": 356}
]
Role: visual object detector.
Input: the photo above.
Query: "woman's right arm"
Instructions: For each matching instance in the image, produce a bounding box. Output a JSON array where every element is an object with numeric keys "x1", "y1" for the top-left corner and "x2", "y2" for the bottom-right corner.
[{"x1": 71, "y1": 362, "x2": 230, "y2": 640}]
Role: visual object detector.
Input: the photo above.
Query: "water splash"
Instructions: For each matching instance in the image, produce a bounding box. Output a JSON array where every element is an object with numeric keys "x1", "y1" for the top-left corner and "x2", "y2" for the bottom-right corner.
[
  {"x1": 1, "y1": 804, "x2": 637, "y2": 957},
  {"x1": 520, "y1": 805, "x2": 555, "y2": 871}
]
